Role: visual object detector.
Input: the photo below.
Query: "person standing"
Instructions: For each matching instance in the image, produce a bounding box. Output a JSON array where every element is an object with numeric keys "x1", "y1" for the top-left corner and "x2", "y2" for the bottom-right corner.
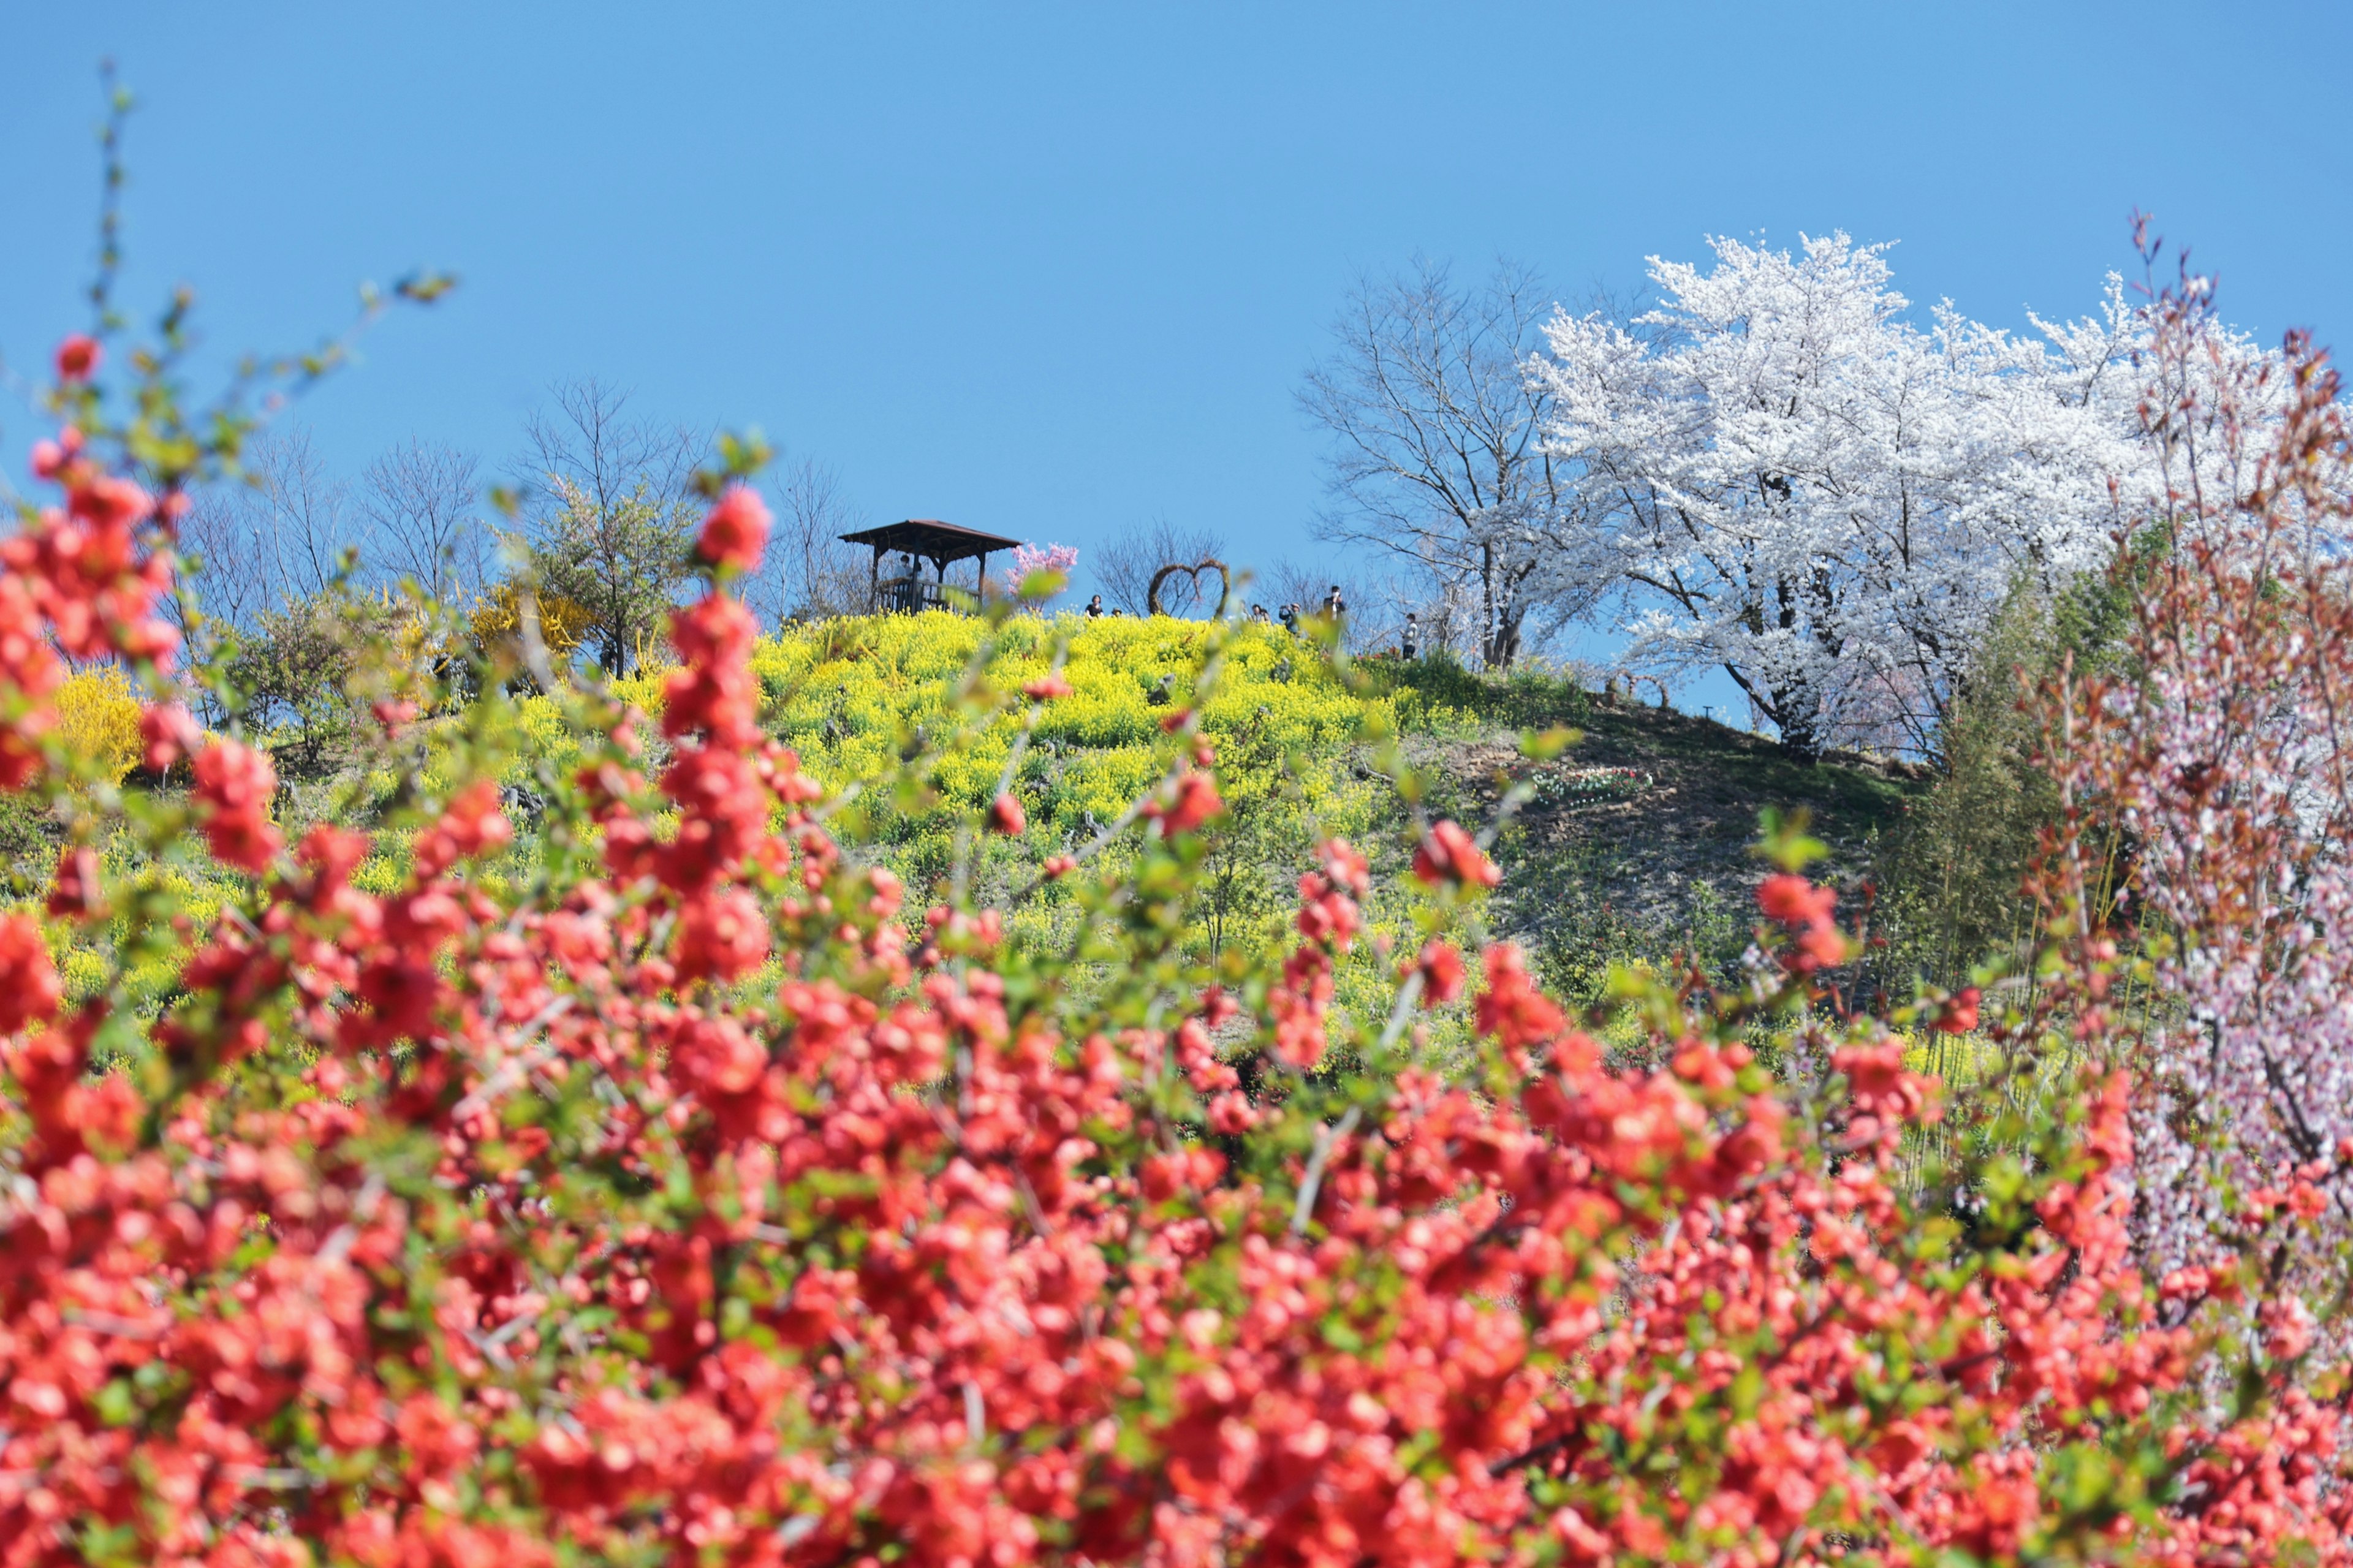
[
  {"x1": 1086, "y1": 593, "x2": 1104, "y2": 618},
  {"x1": 1279, "y1": 603, "x2": 1299, "y2": 636},
  {"x1": 1401, "y1": 611, "x2": 1418, "y2": 661},
  {"x1": 1325, "y1": 584, "x2": 1347, "y2": 618}
]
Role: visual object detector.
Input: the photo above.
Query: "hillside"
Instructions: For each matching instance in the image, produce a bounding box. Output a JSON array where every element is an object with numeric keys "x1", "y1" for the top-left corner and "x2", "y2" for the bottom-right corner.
[
  {"x1": 15, "y1": 612, "x2": 1930, "y2": 1020},
  {"x1": 1396, "y1": 682, "x2": 1926, "y2": 999}
]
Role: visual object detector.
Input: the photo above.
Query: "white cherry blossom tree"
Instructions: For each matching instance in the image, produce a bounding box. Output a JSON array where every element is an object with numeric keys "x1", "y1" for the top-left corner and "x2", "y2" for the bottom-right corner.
[{"x1": 1528, "y1": 232, "x2": 2146, "y2": 757}]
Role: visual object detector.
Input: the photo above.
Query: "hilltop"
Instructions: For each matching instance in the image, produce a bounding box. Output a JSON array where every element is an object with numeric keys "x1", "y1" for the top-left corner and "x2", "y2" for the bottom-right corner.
[{"x1": 1385, "y1": 676, "x2": 1925, "y2": 1000}]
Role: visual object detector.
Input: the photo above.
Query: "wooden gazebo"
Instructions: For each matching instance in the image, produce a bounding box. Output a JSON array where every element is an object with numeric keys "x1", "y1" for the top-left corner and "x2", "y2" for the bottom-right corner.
[{"x1": 839, "y1": 519, "x2": 1025, "y2": 614}]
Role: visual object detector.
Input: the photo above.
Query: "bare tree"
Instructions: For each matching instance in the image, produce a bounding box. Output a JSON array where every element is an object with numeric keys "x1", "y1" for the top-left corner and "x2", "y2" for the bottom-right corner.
[
  {"x1": 758, "y1": 457, "x2": 871, "y2": 625},
  {"x1": 1300, "y1": 257, "x2": 1602, "y2": 670},
  {"x1": 1262, "y1": 559, "x2": 1396, "y2": 652},
  {"x1": 358, "y1": 438, "x2": 489, "y2": 604},
  {"x1": 515, "y1": 378, "x2": 704, "y2": 674},
  {"x1": 1094, "y1": 517, "x2": 1229, "y2": 616},
  {"x1": 175, "y1": 489, "x2": 271, "y2": 635},
  {"x1": 169, "y1": 427, "x2": 354, "y2": 635},
  {"x1": 241, "y1": 426, "x2": 360, "y2": 604}
]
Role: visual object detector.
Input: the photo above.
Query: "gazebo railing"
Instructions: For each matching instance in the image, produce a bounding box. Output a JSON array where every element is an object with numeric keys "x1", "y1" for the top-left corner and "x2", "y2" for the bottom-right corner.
[{"x1": 871, "y1": 575, "x2": 973, "y2": 614}]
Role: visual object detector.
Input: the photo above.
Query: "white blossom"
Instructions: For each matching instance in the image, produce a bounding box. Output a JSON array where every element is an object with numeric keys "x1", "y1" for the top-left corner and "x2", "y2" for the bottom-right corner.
[{"x1": 1528, "y1": 232, "x2": 2148, "y2": 756}]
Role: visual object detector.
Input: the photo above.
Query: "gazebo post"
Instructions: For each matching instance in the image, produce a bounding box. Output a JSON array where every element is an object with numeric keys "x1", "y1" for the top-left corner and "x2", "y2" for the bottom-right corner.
[
  {"x1": 977, "y1": 551, "x2": 988, "y2": 608},
  {"x1": 870, "y1": 544, "x2": 882, "y2": 612}
]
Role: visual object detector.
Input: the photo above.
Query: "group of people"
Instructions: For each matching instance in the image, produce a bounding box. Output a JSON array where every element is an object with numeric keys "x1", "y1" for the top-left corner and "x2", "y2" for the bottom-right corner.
[
  {"x1": 1252, "y1": 588, "x2": 1346, "y2": 635},
  {"x1": 1083, "y1": 584, "x2": 1351, "y2": 629},
  {"x1": 1079, "y1": 585, "x2": 1417, "y2": 660}
]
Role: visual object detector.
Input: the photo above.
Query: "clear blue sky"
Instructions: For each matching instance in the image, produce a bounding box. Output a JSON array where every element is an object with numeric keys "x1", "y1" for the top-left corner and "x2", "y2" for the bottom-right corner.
[{"x1": 4, "y1": 2, "x2": 2349, "y2": 702}]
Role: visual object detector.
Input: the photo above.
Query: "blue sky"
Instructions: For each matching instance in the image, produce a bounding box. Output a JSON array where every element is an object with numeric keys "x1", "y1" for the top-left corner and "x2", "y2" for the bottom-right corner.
[{"x1": 4, "y1": 2, "x2": 2349, "y2": 708}]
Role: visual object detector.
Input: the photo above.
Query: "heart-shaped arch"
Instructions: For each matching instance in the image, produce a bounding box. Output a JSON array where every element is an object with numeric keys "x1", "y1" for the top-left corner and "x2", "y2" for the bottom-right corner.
[{"x1": 1146, "y1": 558, "x2": 1233, "y2": 618}]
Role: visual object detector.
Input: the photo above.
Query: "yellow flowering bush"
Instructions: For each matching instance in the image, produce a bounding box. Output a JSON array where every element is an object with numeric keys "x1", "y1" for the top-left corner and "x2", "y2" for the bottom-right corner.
[
  {"x1": 492, "y1": 610, "x2": 1471, "y2": 964},
  {"x1": 53, "y1": 665, "x2": 143, "y2": 782},
  {"x1": 471, "y1": 583, "x2": 596, "y2": 661}
]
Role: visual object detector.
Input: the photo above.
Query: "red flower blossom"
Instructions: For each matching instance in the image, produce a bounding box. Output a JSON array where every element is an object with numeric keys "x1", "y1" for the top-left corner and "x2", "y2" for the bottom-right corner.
[
  {"x1": 1758, "y1": 874, "x2": 1847, "y2": 972},
  {"x1": 988, "y1": 792, "x2": 1026, "y2": 836},
  {"x1": 676, "y1": 886, "x2": 771, "y2": 982},
  {"x1": 0, "y1": 912, "x2": 61, "y2": 1033},
  {"x1": 1412, "y1": 819, "x2": 1498, "y2": 888},
  {"x1": 1410, "y1": 937, "x2": 1466, "y2": 1005},
  {"x1": 696, "y1": 485, "x2": 771, "y2": 574},
  {"x1": 1158, "y1": 770, "x2": 1222, "y2": 836},
  {"x1": 138, "y1": 701, "x2": 198, "y2": 771},
  {"x1": 191, "y1": 737, "x2": 282, "y2": 873},
  {"x1": 1757, "y1": 873, "x2": 1836, "y2": 928},
  {"x1": 53, "y1": 334, "x2": 100, "y2": 382},
  {"x1": 1934, "y1": 985, "x2": 1982, "y2": 1034}
]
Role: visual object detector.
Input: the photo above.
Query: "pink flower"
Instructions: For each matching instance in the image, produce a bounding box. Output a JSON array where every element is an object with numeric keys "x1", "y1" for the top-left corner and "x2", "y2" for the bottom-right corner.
[
  {"x1": 1002, "y1": 542, "x2": 1078, "y2": 599},
  {"x1": 138, "y1": 702, "x2": 199, "y2": 772}
]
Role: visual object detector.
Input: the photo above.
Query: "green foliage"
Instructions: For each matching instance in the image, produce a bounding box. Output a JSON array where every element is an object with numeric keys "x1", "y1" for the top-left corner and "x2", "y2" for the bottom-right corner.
[
  {"x1": 529, "y1": 477, "x2": 697, "y2": 675},
  {"x1": 1876, "y1": 569, "x2": 2137, "y2": 988},
  {"x1": 1360, "y1": 649, "x2": 1590, "y2": 733},
  {"x1": 227, "y1": 589, "x2": 404, "y2": 775}
]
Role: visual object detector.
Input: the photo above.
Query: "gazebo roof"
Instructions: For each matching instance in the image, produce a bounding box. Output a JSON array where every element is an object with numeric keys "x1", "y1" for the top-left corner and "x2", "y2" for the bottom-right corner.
[{"x1": 839, "y1": 518, "x2": 1024, "y2": 566}]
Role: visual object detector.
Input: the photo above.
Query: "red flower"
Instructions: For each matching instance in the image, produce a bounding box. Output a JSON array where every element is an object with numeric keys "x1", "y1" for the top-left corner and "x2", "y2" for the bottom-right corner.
[
  {"x1": 69, "y1": 474, "x2": 153, "y2": 531},
  {"x1": 988, "y1": 792, "x2": 1027, "y2": 836},
  {"x1": 412, "y1": 779, "x2": 514, "y2": 880},
  {"x1": 1041, "y1": 853, "x2": 1077, "y2": 878},
  {"x1": 676, "y1": 886, "x2": 771, "y2": 982},
  {"x1": 1411, "y1": 938, "x2": 1466, "y2": 1005},
  {"x1": 1412, "y1": 819, "x2": 1498, "y2": 888},
  {"x1": 47, "y1": 844, "x2": 106, "y2": 923},
  {"x1": 138, "y1": 702, "x2": 198, "y2": 773},
  {"x1": 53, "y1": 335, "x2": 100, "y2": 383},
  {"x1": 697, "y1": 485, "x2": 771, "y2": 573},
  {"x1": 1158, "y1": 770, "x2": 1223, "y2": 836},
  {"x1": 1759, "y1": 874, "x2": 1847, "y2": 972},
  {"x1": 1023, "y1": 673, "x2": 1073, "y2": 700},
  {"x1": 0, "y1": 913, "x2": 61, "y2": 1034},
  {"x1": 29, "y1": 426, "x2": 84, "y2": 480},
  {"x1": 1934, "y1": 985, "x2": 1981, "y2": 1035},
  {"x1": 1757, "y1": 873, "x2": 1836, "y2": 928},
  {"x1": 1318, "y1": 838, "x2": 1370, "y2": 899},
  {"x1": 191, "y1": 737, "x2": 282, "y2": 873}
]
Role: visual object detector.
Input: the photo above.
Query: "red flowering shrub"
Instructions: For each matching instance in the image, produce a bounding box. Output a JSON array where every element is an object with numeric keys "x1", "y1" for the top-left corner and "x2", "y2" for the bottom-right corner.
[{"x1": 1, "y1": 260, "x2": 2350, "y2": 1566}]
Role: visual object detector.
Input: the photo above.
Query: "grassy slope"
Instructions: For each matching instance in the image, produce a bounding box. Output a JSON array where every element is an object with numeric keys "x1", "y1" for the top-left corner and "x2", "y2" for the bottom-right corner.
[
  {"x1": 1409, "y1": 684, "x2": 1925, "y2": 1000},
  {"x1": 18, "y1": 619, "x2": 1925, "y2": 1018}
]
